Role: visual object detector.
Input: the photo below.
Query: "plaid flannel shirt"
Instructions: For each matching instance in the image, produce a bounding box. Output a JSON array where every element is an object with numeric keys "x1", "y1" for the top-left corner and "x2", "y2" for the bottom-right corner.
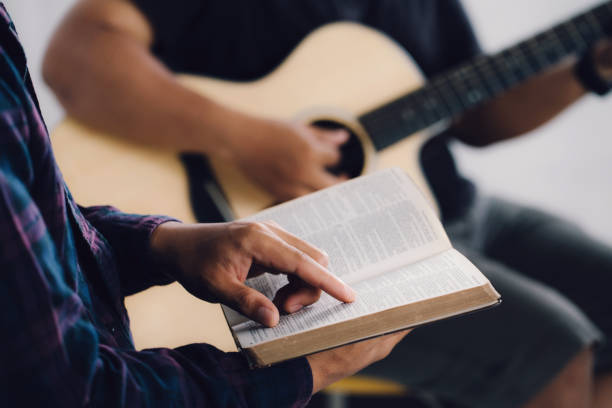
[{"x1": 0, "y1": 4, "x2": 312, "y2": 407}]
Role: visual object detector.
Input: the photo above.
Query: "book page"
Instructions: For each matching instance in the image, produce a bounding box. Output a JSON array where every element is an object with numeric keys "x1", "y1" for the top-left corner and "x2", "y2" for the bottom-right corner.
[
  {"x1": 247, "y1": 168, "x2": 450, "y2": 284},
  {"x1": 233, "y1": 248, "x2": 490, "y2": 348}
]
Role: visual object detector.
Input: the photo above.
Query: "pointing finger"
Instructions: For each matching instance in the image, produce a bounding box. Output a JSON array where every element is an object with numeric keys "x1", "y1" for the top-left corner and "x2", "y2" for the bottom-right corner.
[
  {"x1": 246, "y1": 227, "x2": 356, "y2": 304},
  {"x1": 263, "y1": 221, "x2": 329, "y2": 267}
]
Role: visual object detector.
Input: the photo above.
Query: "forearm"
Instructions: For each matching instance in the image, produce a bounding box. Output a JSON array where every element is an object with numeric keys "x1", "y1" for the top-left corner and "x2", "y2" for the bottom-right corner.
[
  {"x1": 0, "y1": 175, "x2": 313, "y2": 407},
  {"x1": 453, "y1": 57, "x2": 586, "y2": 146},
  {"x1": 90, "y1": 345, "x2": 313, "y2": 408},
  {"x1": 6, "y1": 301, "x2": 313, "y2": 407},
  {"x1": 43, "y1": 0, "x2": 245, "y2": 158}
]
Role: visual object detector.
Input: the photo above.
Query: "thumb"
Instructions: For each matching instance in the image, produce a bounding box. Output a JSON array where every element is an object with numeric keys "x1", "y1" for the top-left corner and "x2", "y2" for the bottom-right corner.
[{"x1": 224, "y1": 281, "x2": 280, "y2": 327}]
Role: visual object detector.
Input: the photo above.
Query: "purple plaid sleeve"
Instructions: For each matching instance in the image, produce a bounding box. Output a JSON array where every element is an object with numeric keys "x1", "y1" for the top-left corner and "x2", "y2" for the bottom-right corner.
[
  {"x1": 0, "y1": 4, "x2": 313, "y2": 407},
  {"x1": 78, "y1": 204, "x2": 178, "y2": 295},
  {"x1": 0, "y1": 131, "x2": 313, "y2": 407}
]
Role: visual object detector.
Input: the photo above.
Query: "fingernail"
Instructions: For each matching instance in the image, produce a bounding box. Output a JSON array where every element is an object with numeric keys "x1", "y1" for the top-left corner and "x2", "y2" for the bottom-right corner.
[
  {"x1": 287, "y1": 303, "x2": 303, "y2": 313},
  {"x1": 345, "y1": 286, "x2": 357, "y2": 302},
  {"x1": 256, "y1": 307, "x2": 276, "y2": 326}
]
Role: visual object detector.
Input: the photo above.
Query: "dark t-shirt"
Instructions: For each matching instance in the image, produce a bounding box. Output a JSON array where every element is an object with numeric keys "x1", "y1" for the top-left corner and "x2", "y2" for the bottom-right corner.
[{"x1": 132, "y1": 0, "x2": 480, "y2": 220}]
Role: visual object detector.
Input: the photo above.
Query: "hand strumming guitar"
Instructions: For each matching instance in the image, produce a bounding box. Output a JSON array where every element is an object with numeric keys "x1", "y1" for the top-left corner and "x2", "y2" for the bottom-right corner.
[{"x1": 224, "y1": 118, "x2": 350, "y2": 202}]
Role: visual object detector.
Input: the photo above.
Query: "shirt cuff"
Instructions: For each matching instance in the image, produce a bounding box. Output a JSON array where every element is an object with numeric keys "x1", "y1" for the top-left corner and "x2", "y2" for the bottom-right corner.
[
  {"x1": 175, "y1": 344, "x2": 313, "y2": 407},
  {"x1": 242, "y1": 355, "x2": 313, "y2": 407},
  {"x1": 144, "y1": 216, "x2": 182, "y2": 282}
]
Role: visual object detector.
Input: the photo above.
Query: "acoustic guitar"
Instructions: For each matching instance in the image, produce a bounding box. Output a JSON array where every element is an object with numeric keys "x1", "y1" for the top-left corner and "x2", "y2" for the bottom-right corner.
[{"x1": 51, "y1": 2, "x2": 612, "y2": 352}]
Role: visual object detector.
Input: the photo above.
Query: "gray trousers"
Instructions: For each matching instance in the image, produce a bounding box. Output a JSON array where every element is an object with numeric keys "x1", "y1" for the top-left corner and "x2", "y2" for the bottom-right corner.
[{"x1": 361, "y1": 195, "x2": 611, "y2": 408}]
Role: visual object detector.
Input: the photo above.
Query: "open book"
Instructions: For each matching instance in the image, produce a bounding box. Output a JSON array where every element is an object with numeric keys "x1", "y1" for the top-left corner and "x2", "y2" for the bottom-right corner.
[{"x1": 223, "y1": 168, "x2": 500, "y2": 367}]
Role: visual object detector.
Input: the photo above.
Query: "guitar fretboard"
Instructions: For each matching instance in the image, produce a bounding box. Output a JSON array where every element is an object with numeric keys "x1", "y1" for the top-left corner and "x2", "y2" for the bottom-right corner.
[{"x1": 360, "y1": 1, "x2": 612, "y2": 151}]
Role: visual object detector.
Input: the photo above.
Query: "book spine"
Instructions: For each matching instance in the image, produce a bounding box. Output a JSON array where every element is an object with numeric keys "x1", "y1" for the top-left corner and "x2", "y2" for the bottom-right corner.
[{"x1": 244, "y1": 348, "x2": 267, "y2": 369}]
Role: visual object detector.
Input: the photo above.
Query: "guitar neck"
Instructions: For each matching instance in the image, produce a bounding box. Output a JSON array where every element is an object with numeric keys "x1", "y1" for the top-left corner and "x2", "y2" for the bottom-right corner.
[{"x1": 360, "y1": 1, "x2": 612, "y2": 151}]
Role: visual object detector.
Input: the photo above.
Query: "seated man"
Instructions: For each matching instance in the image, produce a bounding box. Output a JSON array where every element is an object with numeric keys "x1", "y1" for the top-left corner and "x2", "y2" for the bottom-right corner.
[
  {"x1": 43, "y1": 1, "x2": 612, "y2": 407},
  {"x1": 0, "y1": 5, "x2": 408, "y2": 407}
]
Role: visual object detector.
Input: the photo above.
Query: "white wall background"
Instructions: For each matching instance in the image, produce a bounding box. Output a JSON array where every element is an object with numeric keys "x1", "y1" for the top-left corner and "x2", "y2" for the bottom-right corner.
[{"x1": 4, "y1": 0, "x2": 612, "y2": 245}]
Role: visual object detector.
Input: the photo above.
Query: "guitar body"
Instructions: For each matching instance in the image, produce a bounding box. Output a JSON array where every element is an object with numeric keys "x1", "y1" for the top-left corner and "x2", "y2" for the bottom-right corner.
[
  {"x1": 181, "y1": 22, "x2": 436, "y2": 217},
  {"x1": 51, "y1": 23, "x2": 436, "y2": 351}
]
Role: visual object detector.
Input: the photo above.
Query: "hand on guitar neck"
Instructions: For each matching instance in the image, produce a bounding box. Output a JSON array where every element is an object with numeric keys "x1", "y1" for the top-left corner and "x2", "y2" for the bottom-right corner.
[
  {"x1": 454, "y1": 37, "x2": 612, "y2": 147},
  {"x1": 226, "y1": 117, "x2": 350, "y2": 202},
  {"x1": 592, "y1": 38, "x2": 612, "y2": 79}
]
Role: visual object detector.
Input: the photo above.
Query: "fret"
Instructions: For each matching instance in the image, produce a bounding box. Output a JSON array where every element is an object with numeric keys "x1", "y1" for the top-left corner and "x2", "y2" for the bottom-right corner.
[
  {"x1": 431, "y1": 77, "x2": 464, "y2": 116},
  {"x1": 464, "y1": 57, "x2": 496, "y2": 103},
  {"x1": 517, "y1": 40, "x2": 541, "y2": 71},
  {"x1": 411, "y1": 92, "x2": 439, "y2": 124},
  {"x1": 585, "y1": 10, "x2": 605, "y2": 38},
  {"x1": 474, "y1": 56, "x2": 507, "y2": 96},
  {"x1": 510, "y1": 45, "x2": 534, "y2": 78},
  {"x1": 576, "y1": 11, "x2": 603, "y2": 41},
  {"x1": 471, "y1": 61, "x2": 495, "y2": 101},
  {"x1": 523, "y1": 36, "x2": 549, "y2": 71},
  {"x1": 400, "y1": 96, "x2": 431, "y2": 130},
  {"x1": 491, "y1": 50, "x2": 520, "y2": 88},
  {"x1": 553, "y1": 25, "x2": 574, "y2": 55},
  {"x1": 422, "y1": 91, "x2": 450, "y2": 120},
  {"x1": 582, "y1": 5, "x2": 608, "y2": 42},
  {"x1": 540, "y1": 30, "x2": 566, "y2": 64},
  {"x1": 447, "y1": 68, "x2": 474, "y2": 108},
  {"x1": 451, "y1": 67, "x2": 471, "y2": 106},
  {"x1": 409, "y1": 108, "x2": 433, "y2": 134},
  {"x1": 396, "y1": 103, "x2": 422, "y2": 133},
  {"x1": 461, "y1": 63, "x2": 491, "y2": 107},
  {"x1": 417, "y1": 93, "x2": 445, "y2": 127},
  {"x1": 400, "y1": 102, "x2": 434, "y2": 137},
  {"x1": 410, "y1": 89, "x2": 454, "y2": 134},
  {"x1": 464, "y1": 84, "x2": 489, "y2": 107},
  {"x1": 565, "y1": 19, "x2": 588, "y2": 52},
  {"x1": 393, "y1": 95, "x2": 430, "y2": 133},
  {"x1": 444, "y1": 75, "x2": 470, "y2": 113}
]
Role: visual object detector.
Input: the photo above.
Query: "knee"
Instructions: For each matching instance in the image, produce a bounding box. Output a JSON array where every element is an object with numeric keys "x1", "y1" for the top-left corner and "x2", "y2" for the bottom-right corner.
[
  {"x1": 561, "y1": 347, "x2": 594, "y2": 388},
  {"x1": 524, "y1": 347, "x2": 594, "y2": 408}
]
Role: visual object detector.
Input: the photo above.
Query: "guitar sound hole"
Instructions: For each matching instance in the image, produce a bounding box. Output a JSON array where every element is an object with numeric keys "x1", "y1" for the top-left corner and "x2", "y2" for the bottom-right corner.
[{"x1": 311, "y1": 120, "x2": 365, "y2": 179}]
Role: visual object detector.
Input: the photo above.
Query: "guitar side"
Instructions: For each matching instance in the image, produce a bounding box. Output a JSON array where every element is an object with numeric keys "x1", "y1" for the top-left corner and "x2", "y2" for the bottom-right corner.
[{"x1": 50, "y1": 22, "x2": 434, "y2": 351}]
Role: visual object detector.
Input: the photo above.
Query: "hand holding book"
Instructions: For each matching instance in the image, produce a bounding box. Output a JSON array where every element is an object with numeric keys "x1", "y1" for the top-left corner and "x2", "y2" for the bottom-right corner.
[
  {"x1": 307, "y1": 329, "x2": 411, "y2": 392},
  {"x1": 152, "y1": 168, "x2": 499, "y2": 369},
  {"x1": 227, "y1": 168, "x2": 500, "y2": 367},
  {"x1": 150, "y1": 217, "x2": 409, "y2": 390}
]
